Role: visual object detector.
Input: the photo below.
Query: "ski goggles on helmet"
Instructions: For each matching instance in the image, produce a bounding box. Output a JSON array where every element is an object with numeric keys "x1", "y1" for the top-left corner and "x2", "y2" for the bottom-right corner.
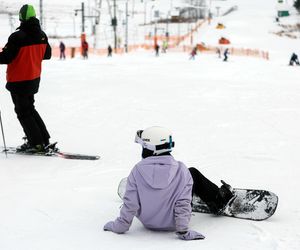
[
  {"x1": 134, "y1": 129, "x2": 175, "y2": 152},
  {"x1": 134, "y1": 130, "x2": 152, "y2": 149}
]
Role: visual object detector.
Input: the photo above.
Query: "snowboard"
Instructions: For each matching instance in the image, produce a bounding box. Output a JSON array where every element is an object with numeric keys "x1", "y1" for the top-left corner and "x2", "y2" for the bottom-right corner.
[
  {"x1": 117, "y1": 177, "x2": 278, "y2": 221},
  {"x1": 192, "y1": 189, "x2": 278, "y2": 221},
  {"x1": 1, "y1": 146, "x2": 100, "y2": 161}
]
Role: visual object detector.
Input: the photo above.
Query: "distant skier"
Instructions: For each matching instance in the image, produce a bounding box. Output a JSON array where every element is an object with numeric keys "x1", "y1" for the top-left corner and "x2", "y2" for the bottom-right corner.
[
  {"x1": 0, "y1": 4, "x2": 52, "y2": 153},
  {"x1": 103, "y1": 126, "x2": 234, "y2": 240},
  {"x1": 82, "y1": 40, "x2": 89, "y2": 59},
  {"x1": 162, "y1": 40, "x2": 168, "y2": 53},
  {"x1": 289, "y1": 53, "x2": 299, "y2": 66},
  {"x1": 155, "y1": 44, "x2": 160, "y2": 57},
  {"x1": 189, "y1": 46, "x2": 197, "y2": 60},
  {"x1": 223, "y1": 48, "x2": 229, "y2": 62},
  {"x1": 59, "y1": 41, "x2": 66, "y2": 60},
  {"x1": 216, "y1": 47, "x2": 222, "y2": 58},
  {"x1": 107, "y1": 45, "x2": 113, "y2": 57}
]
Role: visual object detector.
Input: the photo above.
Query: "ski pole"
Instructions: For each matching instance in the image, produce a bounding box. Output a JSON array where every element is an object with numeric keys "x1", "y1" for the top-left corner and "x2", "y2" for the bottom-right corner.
[{"x1": 0, "y1": 110, "x2": 7, "y2": 157}]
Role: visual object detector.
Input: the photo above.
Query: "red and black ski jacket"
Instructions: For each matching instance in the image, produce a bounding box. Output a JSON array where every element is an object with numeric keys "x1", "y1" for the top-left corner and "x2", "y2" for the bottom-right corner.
[{"x1": 0, "y1": 17, "x2": 51, "y2": 94}]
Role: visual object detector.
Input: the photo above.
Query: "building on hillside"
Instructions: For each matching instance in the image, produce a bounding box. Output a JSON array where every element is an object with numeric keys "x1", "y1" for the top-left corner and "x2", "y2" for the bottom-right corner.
[
  {"x1": 277, "y1": 0, "x2": 290, "y2": 17},
  {"x1": 169, "y1": 0, "x2": 207, "y2": 22},
  {"x1": 179, "y1": 7, "x2": 206, "y2": 21}
]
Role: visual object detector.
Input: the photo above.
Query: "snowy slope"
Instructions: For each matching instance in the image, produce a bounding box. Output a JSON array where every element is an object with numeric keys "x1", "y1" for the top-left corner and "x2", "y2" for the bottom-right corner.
[
  {"x1": 196, "y1": 0, "x2": 300, "y2": 62},
  {"x1": 1, "y1": 0, "x2": 300, "y2": 250}
]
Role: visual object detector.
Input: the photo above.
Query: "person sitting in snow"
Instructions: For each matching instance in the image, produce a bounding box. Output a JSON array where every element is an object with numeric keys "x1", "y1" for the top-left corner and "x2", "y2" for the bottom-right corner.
[
  {"x1": 289, "y1": 53, "x2": 299, "y2": 66},
  {"x1": 103, "y1": 126, "x2": 234, "y2": 240}
]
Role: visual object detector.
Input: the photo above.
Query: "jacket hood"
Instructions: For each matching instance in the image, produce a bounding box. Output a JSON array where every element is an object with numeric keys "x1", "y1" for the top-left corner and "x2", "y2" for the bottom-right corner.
[
  {"x1": 18, "y1": 17, "x2": 42, "y2": 35},
  {"x1": 136, "y1": 155, "x2": 180, "y2": 189}
]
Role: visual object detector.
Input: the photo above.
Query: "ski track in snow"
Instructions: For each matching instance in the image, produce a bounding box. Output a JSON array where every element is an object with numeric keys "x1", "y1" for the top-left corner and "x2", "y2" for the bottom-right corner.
[
  {"x1": 250, "y1": 223, "x2": 279, "y2": 250},
  {"x1": 1, "y1": 51, "x2": 298, "y2": 250}
]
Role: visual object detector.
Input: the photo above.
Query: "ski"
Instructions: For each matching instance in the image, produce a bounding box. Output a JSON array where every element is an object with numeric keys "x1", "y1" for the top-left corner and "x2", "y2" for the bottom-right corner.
[
  {"x1": 1, "y1": 146, "x2": 100, "y2": 161},
  {"x1": 54, "y1": 151, "x2": 100, "y2": 160}
]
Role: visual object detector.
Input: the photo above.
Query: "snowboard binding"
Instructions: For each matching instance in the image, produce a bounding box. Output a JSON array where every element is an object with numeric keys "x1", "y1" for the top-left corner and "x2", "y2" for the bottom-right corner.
[{"x1": 205, "y1": 180, "x2": 236, "y2": 214}]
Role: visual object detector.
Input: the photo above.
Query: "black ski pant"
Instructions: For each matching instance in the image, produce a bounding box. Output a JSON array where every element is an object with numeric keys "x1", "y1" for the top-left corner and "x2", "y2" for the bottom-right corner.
[
  {"x1": 60, "y1": 51, "x2": 66, "y2": 60},
  {"x1": 11, "y1": 93, "x2": 50, "y2": 146},
  {"x1": 188, "y1": 167, "x2": 220, "y2": 204}
]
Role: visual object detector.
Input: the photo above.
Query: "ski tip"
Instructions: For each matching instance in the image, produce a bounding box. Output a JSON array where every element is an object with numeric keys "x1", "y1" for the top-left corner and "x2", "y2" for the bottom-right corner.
[{"x1": 56, "y1": 151, "x2": 100, "y2": 160}]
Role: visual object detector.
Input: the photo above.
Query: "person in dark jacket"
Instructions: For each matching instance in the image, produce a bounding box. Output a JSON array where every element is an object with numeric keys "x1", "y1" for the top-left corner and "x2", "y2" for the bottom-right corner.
[
  {"x1": 0, "y1": 4, "x2": 52, "y2": 153},
  {"x1": 189, "y1": 46, "x2": 197, "y2": 60},
  {"x1": 155, "y1": 44, "x2": 160, "y2": 57},
  {"x1": 107, "y1": 45, "x2": 113, "y2": 57},
  {"x1": 216, "y1": 47, "x2": 222, "y2": 58},
  {"x1": 289, "y1": 53, "x2": 299, "y2": 66},
  {"x1": 223, "y1": 48, "x2": 229, "y2": 62},
  {"x1": 59, "y1": 41, "x2": 66, "y2": 60}
]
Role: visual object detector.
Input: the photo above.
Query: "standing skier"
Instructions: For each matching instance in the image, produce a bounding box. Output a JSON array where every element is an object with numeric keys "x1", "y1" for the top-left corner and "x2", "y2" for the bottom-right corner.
[
  {"x1": 0, "y1": 4, "x2": 52, "y2": 153},
  {"x1": 82, "y1": 40, "x2": 89, "y2": 59},
  {"x1": 216, "y1": 47, "x2": 222, "y2": 58},
  {"x1": 189, "y1": 46, "x2": 197, "y2": 60},
  {"x1": 104, "y1": 126, "x2": 234, "y2": 240},
  {"x1": 162, "y1": 40, "x2": 168, "y2": 53},
  {"x1": 59, "y1": 41, "x2": 66, "y2": 60},
  {"x1": 223, "y1": 48, "x2": 229, "y2": 61},
  {"x1": 155, "y1": 44, "x2": 160, "y2": 57},
  {"x1": 107, "y1": 45, "x2": 113, "y2": 57}
]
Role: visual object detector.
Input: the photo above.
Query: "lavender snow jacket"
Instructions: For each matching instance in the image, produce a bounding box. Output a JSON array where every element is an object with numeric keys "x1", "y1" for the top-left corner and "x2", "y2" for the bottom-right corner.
[{"x1": 107, "y1": 155, "x2": 193, "y2": 233}]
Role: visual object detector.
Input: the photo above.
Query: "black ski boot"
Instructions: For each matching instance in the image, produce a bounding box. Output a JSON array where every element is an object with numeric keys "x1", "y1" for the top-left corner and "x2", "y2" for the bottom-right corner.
[
  {"x1": 16, "y1": 137, "x2": 30, "y2": 152},
  {"x1": 219, "y1": 180, "x2": 234, "y2": 203},
  {"x1": 206, "y1": 180, "x2": 235, "y2": 214},
  {"x1": 25, "y1": 144, "x2": 46, "y2": 154}
]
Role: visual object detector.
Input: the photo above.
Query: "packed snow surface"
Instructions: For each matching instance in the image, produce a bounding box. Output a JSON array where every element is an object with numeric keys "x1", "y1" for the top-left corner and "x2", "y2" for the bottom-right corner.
[{"x1": 0, "y1": 0, "x2": 300, "y2": 249}]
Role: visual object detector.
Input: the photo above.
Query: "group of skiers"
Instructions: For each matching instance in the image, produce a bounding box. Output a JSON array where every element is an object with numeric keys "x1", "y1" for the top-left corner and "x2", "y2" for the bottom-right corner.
[
  {"x1": 60, "y1": 42, "x2": 115, "y2": 59},
  {"x1": 59, "y1": 40, "x2": 90, "y2": 60},
  {"x1": 153, "y1": 41, "x2": 169, "y2": 57},
  {"x1": 216, "y1": 47, "x2": 230, "y2": 61},
  {"x1": 60, "y1": 42, "x2": 114, "y2": 59},
  {"x1": 189, "y1": 46, "x2": 229, "y2": 61}
]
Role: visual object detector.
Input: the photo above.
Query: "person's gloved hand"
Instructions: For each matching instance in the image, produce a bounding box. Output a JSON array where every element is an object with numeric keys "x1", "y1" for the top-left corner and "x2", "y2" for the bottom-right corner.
[
  {"x1": 103, "y1": 221, "x2": 128, "y2": 234},
  {"x1": 176, "y1": 230, "x2": 205, "y2": 240},
  {"x1": 103, "y1": 221, "x2": 114, "y2": 232}
]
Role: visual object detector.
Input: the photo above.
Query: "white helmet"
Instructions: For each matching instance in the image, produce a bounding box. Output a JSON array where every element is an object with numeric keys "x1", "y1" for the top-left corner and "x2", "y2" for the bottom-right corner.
[{"x1": 134, "y1": 126, "x2": 175, "y2": 155}]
